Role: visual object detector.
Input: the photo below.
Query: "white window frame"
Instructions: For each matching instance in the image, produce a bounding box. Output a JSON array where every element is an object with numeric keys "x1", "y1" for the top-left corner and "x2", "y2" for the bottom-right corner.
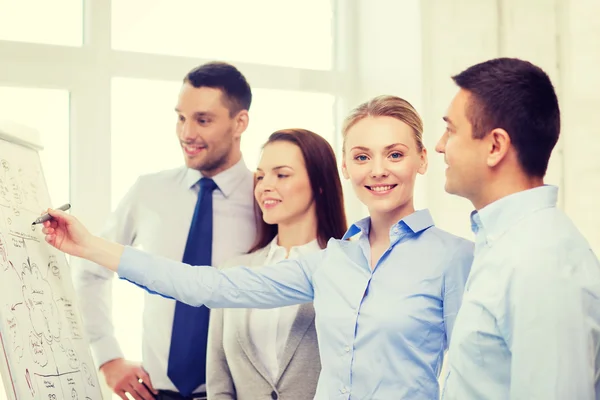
[
  {"x1": 0, "y1": 1, "x2": 361, "y2": 398},
  {"x1": 0, "y1": 0, "x2": 362, "y2": 234}
]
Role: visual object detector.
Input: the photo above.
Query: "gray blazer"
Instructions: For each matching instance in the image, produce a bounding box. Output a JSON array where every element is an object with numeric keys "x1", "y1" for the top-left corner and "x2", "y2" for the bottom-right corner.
[{"x1": 206, "y1": 247, "x2": 321, "y2": 400}]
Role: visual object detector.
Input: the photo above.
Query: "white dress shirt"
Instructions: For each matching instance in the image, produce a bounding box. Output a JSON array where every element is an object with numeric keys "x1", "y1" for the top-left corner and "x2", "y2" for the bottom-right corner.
[
  {"x1": 248, "y1": 236, "x2": 321, "y2": 382},
  {"x1": 72, "y1": 159, "x2": 256, "y2": 393}
]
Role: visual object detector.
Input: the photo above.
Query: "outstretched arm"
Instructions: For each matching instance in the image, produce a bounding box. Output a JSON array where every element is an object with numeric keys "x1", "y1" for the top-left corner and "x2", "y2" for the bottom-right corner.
[
  {"x1": 42, "y1": 208, "x2": 124, "y2": 272},
  {"x1": 118, "y1": 246, "x2": 318, "y2": 308},
  {"x1": 43, "y1": 209, "x2": 320, "y2": 309}
]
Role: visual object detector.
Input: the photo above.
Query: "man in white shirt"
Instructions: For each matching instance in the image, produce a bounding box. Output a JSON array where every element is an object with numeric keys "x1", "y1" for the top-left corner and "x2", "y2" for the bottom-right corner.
[{"x1": 73, "y1": 62, "x2": 257, "y2": 400}]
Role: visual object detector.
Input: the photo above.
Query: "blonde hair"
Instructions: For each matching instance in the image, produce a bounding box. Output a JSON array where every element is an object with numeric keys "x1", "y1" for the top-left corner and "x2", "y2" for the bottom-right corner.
[{"x1": 342, "y1": 95, "x2": 424, "y2": 154}]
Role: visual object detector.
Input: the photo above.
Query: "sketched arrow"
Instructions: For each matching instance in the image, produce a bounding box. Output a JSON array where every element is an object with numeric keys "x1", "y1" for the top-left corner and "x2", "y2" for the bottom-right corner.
[{"x1": 11, "y1": 302, "x2": 22, "y2": 311}]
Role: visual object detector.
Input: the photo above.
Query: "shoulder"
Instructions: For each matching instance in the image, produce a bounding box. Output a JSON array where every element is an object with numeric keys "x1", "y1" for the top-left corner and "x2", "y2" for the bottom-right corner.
[
  {"x1": 129, "y1": 166, "x2": 189, "y2": 198},
  {"x1": 219, "y1": 246, "x2": 270, "y2": 270},
  {"x1": 112, "y1": 166, "x2": 189, "y2": 216},
  {"x1": 135, "y1": 166, "x2": 187, "y2": 187},
  {"x1": 422, "y1": 226, "x2": 473, "y2": 250},
  {"x1": 417, "y1": 227, "x2": 474, "y2": 262},
  {"x1": 417, "y1": 227, "x2": 474, "y2": 279},
  {"x1": 507, "y1": 208, "x2": 596, "y2": 274}
]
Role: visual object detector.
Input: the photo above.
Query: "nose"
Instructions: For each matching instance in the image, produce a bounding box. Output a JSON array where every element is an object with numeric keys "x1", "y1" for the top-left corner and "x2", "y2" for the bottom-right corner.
[
  {"x1": 370, "y1": 156, "x2": 389, "y2": 178},
  {"x1": 258, "y1": 174, "x2": 277, "y2": 192},
  {"x1": 179, "y1": 120, "x2": 197, "y2": 142},
  {"x1": 435, "y1": 133, "x2": 447, "y2": 154}
]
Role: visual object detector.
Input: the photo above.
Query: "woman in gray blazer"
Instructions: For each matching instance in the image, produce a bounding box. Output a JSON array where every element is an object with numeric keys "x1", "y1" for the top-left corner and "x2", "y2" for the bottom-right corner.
[{"x1": 206, "y1": 129, "x2": 348, "y2": 400}]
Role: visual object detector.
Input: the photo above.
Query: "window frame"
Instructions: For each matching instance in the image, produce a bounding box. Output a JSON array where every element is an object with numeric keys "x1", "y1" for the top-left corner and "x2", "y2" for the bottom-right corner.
[
  {"x1": 0, "y1": 0, "x2": 359, "y2": 230},
  {"x1": 0, "y1": 0, "x2": 359, "y2": 398}
]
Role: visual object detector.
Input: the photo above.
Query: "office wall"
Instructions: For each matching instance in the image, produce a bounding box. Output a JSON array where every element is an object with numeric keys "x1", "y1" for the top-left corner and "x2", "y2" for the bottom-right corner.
[{"x1": 355, "y1": 0, "x2": 600, "y2": 252}]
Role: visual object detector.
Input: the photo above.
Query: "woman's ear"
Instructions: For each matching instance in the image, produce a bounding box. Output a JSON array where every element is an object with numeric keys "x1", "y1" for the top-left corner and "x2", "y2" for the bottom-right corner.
[
  {"x1": 341, "y1": 160, "x2": 350, "y2": 179},
  {"x1": 418, "y1": 148, "x2": 428, "y2": 175}
]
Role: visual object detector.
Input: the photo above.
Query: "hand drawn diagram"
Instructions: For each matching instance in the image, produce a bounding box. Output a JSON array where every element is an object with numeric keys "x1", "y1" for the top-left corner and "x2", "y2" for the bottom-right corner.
[{"x1": 0, "y1": 139, "x2": 101, "y2": 400}]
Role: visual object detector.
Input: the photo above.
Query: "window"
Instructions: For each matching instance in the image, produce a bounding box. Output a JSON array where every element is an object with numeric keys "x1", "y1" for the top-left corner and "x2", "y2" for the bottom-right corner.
[
  {"x1": 0, "y1": 87, "x2": 70, "y2": 206},
  {"x1": 112, "y1": 0, "x2": 333, "y2": 70},
  {"x1": 0, "y1": 0, "x2": 83, "y2": 46},
  {"x1": 0, "y1": 4, "x2": 346, "y2": 398},
  {"x1": 243, "y1": 89, "x2": 336, "y2": 169},
  {"x1": 111, "y1": 78, "x2": 336, "y2": 208},
  {"x1": 111, "y1": 77, "x2": 183, "y2": 209}
]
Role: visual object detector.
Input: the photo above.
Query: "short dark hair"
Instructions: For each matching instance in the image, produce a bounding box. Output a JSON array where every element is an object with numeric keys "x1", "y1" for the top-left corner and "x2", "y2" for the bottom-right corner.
[
  {"x1": 249, "y1": 129, "x2": 348, "y2": 252},
  {"x1": 452, "y1": 57, "x2": 560, "y2": 178},
  {"x1": 184, "y1": 61, "x2": 252, "y2": 116}
]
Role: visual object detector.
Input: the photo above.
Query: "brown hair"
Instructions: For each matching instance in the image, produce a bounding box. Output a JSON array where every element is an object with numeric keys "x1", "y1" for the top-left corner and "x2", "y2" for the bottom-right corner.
[
  {"x1": 249, "y1": 129, "x2": 348, "y2": 252},
  {"x1": 342, "y1": 95, "x2": 424, "y2": 153},
  {"x1": 452, "y1": 57, "x2": 560, "y2": 177},
  {"x1": 184, "y1": 61, "x2": 252, "y2": 116}
]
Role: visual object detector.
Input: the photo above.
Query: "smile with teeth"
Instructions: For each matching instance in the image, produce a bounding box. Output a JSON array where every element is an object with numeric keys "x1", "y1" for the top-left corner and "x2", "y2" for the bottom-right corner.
[
  {"x1": 366, "y1": 184, "x2": 397, "y2": 193},
  {"x1": 263, "y1": 199, "x2": 281, "y2": 208},
  {"x1": 183, "y1": 143, "x2": 206, "y2": 155}
]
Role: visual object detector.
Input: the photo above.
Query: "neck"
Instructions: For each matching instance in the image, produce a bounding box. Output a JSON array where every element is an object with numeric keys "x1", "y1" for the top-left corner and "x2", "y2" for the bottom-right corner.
[
  {"x1": 369, "y1": 200, "x2": 415, "y2": 243},
  {"x1": 473, "y1": 171, "x2": 544, "y2": 210},
  {"x1": 277, "y1": 212, "x2": 319, "y2": 254},
  {"x1": 200, "y1": 150, "x2": 242, "y2": 178}
]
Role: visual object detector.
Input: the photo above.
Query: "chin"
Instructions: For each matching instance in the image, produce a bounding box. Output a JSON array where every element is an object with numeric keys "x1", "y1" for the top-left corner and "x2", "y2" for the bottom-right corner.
[
  {"x1": 183, "y1": 158, "x2": 200, "y2": 170},
  {"x1": 444, "y1": 181, "x2": 458, "y2": 195},
  {"x1": 261, "y1": 213, "x2": 281, "y2": 226},
  {"x1": 368, "y1": 202, "x2": 401, "y2": 215}
]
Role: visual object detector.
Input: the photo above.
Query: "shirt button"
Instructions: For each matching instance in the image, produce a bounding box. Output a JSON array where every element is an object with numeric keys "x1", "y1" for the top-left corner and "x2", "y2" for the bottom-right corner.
[
  {"x1": 344, "y1": 346, "x2": 351, "y2": 352},
  {"x1": 341, "y1": 387, "x2": 348, "y2": 394},
  {"x1": 270, "y1": 390, "x2": 278, "y2": 399}
]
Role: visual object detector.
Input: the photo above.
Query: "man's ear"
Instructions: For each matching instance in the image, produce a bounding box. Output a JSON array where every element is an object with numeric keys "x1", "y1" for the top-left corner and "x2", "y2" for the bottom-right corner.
[
  {"x1": 233, "y1": 110, "x2": 249, "y2": 139},
  {"x1": 487, "y1": 128, "x2": 510, "y2": 167}
]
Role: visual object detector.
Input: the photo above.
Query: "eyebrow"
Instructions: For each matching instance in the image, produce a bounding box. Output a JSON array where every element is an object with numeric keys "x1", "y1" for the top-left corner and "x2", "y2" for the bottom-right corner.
[
  {"x1": 256, "y1": 165, "x2": 294, "y2": 172},
  {"x1": 350, "y1": 143, "x2": 409, "y2": 152},
  {"x1": 443, "y1": 116, "x2": 455, "y2": 127},
  {"x1": 174, "y1": 108, "x2": 216, "y2": 118}
]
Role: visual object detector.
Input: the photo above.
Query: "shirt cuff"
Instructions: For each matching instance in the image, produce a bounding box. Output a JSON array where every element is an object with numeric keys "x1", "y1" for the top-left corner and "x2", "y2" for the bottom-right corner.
[
  {"x1": 117, "y1": 246, "x2": 150, "y2": 286},
  {"x1": 89, "y1": 334, "x2": 124, "y2": 369}
]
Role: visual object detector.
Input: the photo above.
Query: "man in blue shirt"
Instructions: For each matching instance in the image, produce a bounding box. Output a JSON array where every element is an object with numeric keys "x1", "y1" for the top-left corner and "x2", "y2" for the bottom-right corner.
[{"x1": 437, "y1": 57, "x2": 600, "y2": 399}]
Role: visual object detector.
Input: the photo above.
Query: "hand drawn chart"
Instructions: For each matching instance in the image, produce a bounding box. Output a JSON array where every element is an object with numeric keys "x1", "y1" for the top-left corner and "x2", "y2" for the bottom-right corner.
[{"x1": 0, "y1": 123, "x2": 102, "y2": 400}]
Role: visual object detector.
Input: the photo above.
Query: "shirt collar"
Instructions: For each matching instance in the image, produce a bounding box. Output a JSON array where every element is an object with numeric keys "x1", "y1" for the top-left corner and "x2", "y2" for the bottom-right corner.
[
  {"x1": 183, "y1": 158, "x2": 250, "y2": 198},
  {"x1": 265, "y1": 235, "x2": 321, "y2": 263},
  {"x1": 343, "y1": 209, "x2": 435, "y2": 240},
  {"x1": 470, "y1": 185, "x2": 558, "y2": 241}
]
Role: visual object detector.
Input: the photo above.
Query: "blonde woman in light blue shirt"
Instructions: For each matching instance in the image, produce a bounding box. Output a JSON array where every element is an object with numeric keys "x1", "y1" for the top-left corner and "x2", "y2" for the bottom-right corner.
[{"x1": 42, "y1": 95, "x2": 474, "y2": 399}]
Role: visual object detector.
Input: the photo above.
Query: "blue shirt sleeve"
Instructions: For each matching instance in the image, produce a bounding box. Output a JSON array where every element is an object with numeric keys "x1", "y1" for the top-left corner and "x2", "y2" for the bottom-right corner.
[
  {"x1": 500, "y1": 262, "x2": 596, "y2": 399},
  {"x1": 117, "y1": 246, "x2": 322, "y2": 308},
  {"x1": 443, "y1": 239, "x2": 474, "y2": 347}
]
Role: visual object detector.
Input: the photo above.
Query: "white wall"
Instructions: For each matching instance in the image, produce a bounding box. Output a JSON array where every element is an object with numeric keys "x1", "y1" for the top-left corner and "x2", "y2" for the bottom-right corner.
[
  {"x1": 347, "y1": 0, "x2": 425, "y2": 221},
  {"x1": 561, "y1": 0, "x2": 600, "y2": 253}
]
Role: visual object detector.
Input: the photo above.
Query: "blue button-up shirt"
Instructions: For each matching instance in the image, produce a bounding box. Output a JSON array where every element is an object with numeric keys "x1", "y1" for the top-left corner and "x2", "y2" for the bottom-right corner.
[
  {"x1": 442, "y1": 185, "x2": 600, "y2": 400},
  {"x1": 119, "y1": 209, "x2": 474, "y2": 399}
]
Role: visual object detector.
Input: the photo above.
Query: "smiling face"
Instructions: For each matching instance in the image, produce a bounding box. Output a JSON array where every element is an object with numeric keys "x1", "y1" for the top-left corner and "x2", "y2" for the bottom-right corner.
[
  {"x1": 342, "y1": 116, "x2": 427, "y2": 220},
  {"x1": 254, "y1": 141, "x2": 316, "y2": 227},
  {"x1": 175, "y1": 83, "x2": 247, "y2": 176}
]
